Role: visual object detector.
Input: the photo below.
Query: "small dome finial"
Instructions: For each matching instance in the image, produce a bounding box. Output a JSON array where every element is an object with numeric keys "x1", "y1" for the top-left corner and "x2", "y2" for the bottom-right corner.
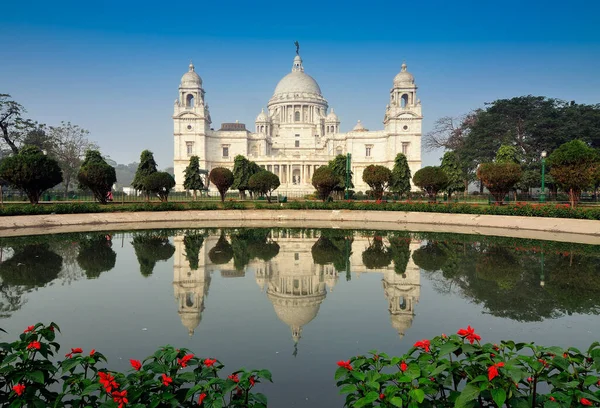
[
  {"x1": 401, "y1": 62, "x2": 407, "y2": 72},
  {"x1": 189, "y1": 61, "x2": 195, "y2": 72}
]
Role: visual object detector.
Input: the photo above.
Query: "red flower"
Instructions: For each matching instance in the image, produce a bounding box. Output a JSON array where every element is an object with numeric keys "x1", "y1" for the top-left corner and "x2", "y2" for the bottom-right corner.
[
  {"x1": 203, "y1": 358, "x2": 217, "y2": 367},
  {"x1": 400, "y1": 361, "x2": 408, "y2": 372},
  {"x1": 457, "y1": 325, "x2": 482, "y2": 344},
  {"x1": 24, "y1": 325, "x2": 35, "y2": 333},
  {"x1": 527, "y1": 377, "x2": 533, "y2": 382},
  {"x1": 27, "y1": 341, "x2": 41, "y2": 350},
  {"x1": 13, "y1": 383, "x2": 25, "y2": 396},
  {"x1": 487, "y1": 362, "x2": 505, "y2": 381},
  {"x1": 99, "y1": 372, "x2": 119, "y2": 393},
  {"x1": 130, "y1": 359, "x2": 142, "y2": 371},
  {"x1": 178, "y1": 354, "x2": 194, "y2": 368},
  {"x1": 414, "y1": 339, "x2": 431, "y2": 352},
  {"x1": 581, "y1": 398, "x2": 593, "y2": 406},
  {"x1": 380, "y1": 393, "x2": 385, "y2": 400},
  {"x1": 161, "y1": 374, "x2": 173, "y2": 386},
  {"x1": 538, "y1": 358, "x2": 548, "y2": 367},
  {"x1": 550, "y1": 397, "x2": 556, "y2": 402},
  {"x1": 198, "y1": 393, "x2": 207, "y2": 405},
  {"x1": 228, "y1": 374, "x2": 240, "y2": 383},
  {"x1": 112, "y1": 390, "x2": 128, "y2": 408},
  {"x1": 90, "y1": 349, "x2": 96, "y2": 356},
  {"x1": 337, "y1": 360, "x2": 353, "y2": 371},
  {"x1": 249, "y1": 376, "x2": 256, "y2": 386},
  {"x1": 65, "y1": 347, "x2": 83, "y2": 358}
]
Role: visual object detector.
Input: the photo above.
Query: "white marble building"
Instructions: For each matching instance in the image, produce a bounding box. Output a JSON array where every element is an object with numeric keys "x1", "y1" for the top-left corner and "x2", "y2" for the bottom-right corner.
[{"x1": 173, "y1": 51, "x2": 422, "y2": 194}]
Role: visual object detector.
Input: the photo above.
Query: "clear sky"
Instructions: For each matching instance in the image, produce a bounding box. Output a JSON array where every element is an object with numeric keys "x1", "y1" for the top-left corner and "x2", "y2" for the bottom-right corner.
[{"x1": 1, "y1": 0, "x2": 599, "y2": 169}]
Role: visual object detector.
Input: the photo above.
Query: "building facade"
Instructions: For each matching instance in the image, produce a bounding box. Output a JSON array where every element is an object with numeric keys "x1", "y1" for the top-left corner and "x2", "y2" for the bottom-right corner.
[{"x1": 173, "y1": 52, "x2": 422, "y2": 194}]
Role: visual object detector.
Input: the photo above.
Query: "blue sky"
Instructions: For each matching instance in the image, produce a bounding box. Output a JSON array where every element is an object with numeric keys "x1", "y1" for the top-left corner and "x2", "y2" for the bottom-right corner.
[{"x1": 1, "y1": 0, "x2": 599, "y2": 168}]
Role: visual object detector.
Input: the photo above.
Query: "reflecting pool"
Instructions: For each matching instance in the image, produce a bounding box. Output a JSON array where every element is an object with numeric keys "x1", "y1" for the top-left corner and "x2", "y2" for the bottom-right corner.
[{"x1": 1, "y1": 228, "x2": 599, "y2": 407}]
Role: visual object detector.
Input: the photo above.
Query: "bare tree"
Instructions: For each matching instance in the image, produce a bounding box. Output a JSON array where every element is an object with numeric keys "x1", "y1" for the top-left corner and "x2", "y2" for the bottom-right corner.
[
  {"x1": 49, "y1": 122, "x2": 98, "y2": 197},
  {"x1": 423, "y1": 112, "x2": 479, "y2": 152},
  {"x1": 0, "y1": 94, "x2": 37, "y2": 154}
]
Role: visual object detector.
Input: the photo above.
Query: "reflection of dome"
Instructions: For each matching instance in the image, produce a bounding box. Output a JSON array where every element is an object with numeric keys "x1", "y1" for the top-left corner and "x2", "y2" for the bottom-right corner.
[
  {"x1": 180, "y1": 311, "x2": 202, "y2": 336},
  {"x1": 326, "y1": 108, "x2": 339, "y2": 122},
  {"x1": 390, "y1": 313, "x2": 414, "y2": 339},
  {"x1": 272, "y1": 55, "x2": 323, "y2": 97},
  {"x1": 393, "y1": 62, "x2": 415, "y2": 87},
  {"x1": 181, "y1": 62, "x2": 202, "y2": 87},
  {"x1": 256, "y1": 108, "x2": 269, "y2": 122},
  {"x1": 268, "y1": 291, "x2": 326, "y2": 343}
]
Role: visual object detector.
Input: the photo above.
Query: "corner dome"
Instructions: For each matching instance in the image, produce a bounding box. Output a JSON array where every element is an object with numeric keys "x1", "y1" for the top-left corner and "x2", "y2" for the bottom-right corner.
[
  {"x1": 393, "y1": 62, "x2": 415, "y2": 87},
  {"x1": 352, "y1": 120, "x2": 368, "y2": 132},
  {"x1": 326, "y1": 108, "x2": 339, "y2": 122},
  {"x1": 181, "y1": 62, "x2": 202, "y2": 87},
  {"x1": 256, "y1": 108, "x2": 269, "y2": 122}
]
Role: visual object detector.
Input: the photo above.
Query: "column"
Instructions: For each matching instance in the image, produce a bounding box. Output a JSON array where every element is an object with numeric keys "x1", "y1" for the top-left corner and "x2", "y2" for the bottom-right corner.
[{"x1": 301, "y1": 164, "x2": 305, "y2": 184}]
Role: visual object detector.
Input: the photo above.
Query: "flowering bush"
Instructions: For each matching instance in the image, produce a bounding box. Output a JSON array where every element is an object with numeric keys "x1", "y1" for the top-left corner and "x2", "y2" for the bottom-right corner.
[
  {"x1": 1, "y1": 323, "x2": 271, "y2": 407},
  {"x1": 335, "y1": 326, "x2": 600, "y2": 407}
]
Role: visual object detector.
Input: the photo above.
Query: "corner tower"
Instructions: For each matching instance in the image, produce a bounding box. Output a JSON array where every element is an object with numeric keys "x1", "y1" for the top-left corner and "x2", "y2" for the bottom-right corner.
[{"x1": 173, "y1": 62, "x2": 212, "y2": 190}]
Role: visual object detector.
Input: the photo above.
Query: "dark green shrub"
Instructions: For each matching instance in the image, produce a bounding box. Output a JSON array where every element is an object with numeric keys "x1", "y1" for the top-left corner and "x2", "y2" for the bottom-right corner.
[
  {"x1": 413, "y1": 166, "x2": 449, "y2": 203},
  {"x1": 143, "y1": 171, "x2": 176, "y2": 202},
  {"x1": 477, "y1": 162, "x2": 523, "y2": 204},
  {"x1": 312, "y1": 166, "x2": 338, "y2": 201},
  {"x1": 209, "y1": 167, "x2": 234, "y2": 203},
  {"x1": 248, "y1": 171, "x2": 280, "y2": 203},
  {"x1": 77, "y1": 150, "x2": 116, "y2": 204},
  {"x1": 362, "y1": 165, "x2": 392, "y2": 200}
]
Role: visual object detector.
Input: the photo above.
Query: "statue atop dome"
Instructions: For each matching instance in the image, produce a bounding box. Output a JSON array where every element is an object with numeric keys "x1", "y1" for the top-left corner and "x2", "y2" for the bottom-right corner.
[{"x1": 294, "y1": 40, "x2": 300, "y2": 55}]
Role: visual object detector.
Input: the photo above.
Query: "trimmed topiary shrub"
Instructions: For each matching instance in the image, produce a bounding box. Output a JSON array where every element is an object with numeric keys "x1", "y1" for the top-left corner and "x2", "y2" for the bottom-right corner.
[{"x1": 413, "y1": 166, "x2": 449, "y2": 203}]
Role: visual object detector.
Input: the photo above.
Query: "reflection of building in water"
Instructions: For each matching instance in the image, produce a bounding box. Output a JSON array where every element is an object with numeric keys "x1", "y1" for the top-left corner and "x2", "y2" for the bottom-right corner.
[{"x1": 173, "y1": 235, "x2": 212, "y2": 336}]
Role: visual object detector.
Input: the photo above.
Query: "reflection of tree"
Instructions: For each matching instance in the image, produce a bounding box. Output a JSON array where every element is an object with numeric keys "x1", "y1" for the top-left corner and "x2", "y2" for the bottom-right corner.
[
  {"x1": 416, "y1": 235, "x2": 600, "y2": 322},
  {"x1": 362, "y1": 236, "x2": 392, "y2": 269},
  {"x1": 229, "y1": 229, "x2": 280, "y2": 270},
  {"x1": 0, "y1": 282, "x2": 27, "y2": 318},
  {"x1": 183, "y1": 231, "x2": 205, "y2": 270},
  {"x1": 208, "y1": 233, "x2": 233, "y2": 265},
  {"x1": 131, "y1": 233, "x2": 175, "y2": 277},
  {"x1": 0, "y1": 244, "x2": 63, "y2": 287},
  {"x1": 311, "y1": 230, "x2": 353, "y2": 274},
  {"x1": 77, "y1": 235, "x2": 116, "y2": 279},
  {"x1": 388, "y1": 233, "x2": 412, "y2": 275}
]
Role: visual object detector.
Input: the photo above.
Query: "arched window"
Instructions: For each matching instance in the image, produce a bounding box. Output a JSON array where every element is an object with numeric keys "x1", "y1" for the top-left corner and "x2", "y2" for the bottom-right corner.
[
  {"x1": 186, "y1": 293, "x2": 195, "y2": 307},
  {"x1": 399, "y1": 296, "x2": 407, "y2": 310},
  {"x1": 401, "y1": 94, "x2": 408, "y2": 108},
  {"x1": 186, "y1": 94, "x2": 195, "y2": 108},
  {"x1": 294, "y1": 111, "x2": 300, "y2": 122}
]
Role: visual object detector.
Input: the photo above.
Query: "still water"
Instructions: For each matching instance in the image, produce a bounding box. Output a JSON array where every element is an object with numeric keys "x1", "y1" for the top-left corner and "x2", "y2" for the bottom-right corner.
[{"x1": 1, "y1": 228, "x2": 599, "y2": 406}]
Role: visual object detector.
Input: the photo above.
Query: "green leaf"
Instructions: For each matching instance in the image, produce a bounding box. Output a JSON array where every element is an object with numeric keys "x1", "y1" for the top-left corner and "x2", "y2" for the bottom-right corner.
[
  {"x1": 340, "y1": 384, "x2": 357, "y2": 394},
  {"x1": 335, "y1": 367, "x2": 348, "y2": 380},
  {"x1": 354, "y1": 391, "x2": 379, "y2": 408},
  {"x1": 351, "y1": 371, "x2": 366, "y2": 381},
  {"x1": 406, "y1": 363, "x2": 420, "y2": 380},
  {"x1": 61, "y1": 358, "x2": 80, "y2": 373},
  {"x1": 25, "y1": 370, "x2": 45, "y2": 384},
  {"x1": 438, "y1": 342, "x2": 460, "y2": 356},
  {"x1": 81, "y1": 382, "x2": 102, "y2": 395},
  {"x1": 584, "y1": 375, "x2": 598, "y2": 387},
  {"x1": 389, "y1": 397, "x2": 404, "y2": 407},
  {"x1": 409, "y1": 388, "x2": 425, "y2": 403},
  {"x1": 491, "y1": 388, "x2": 506, "y2": 407},
  {"x1": 455, "y1": 383, "x2": 480, "y2": 408}
]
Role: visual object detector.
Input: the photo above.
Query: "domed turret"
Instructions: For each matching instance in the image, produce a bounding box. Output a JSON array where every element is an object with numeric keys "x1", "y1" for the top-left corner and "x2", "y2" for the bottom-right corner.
[
  {"x1": 393, "y1": 62, "x2": 415, "y2": 87},
  {"x1": 325, "y1": 108, "x2": 340, "y2": 134},
  {"x1": 352, "y1": 120, "x2": 368, "y2": 132},
  {"x1": 181, "y1": 62, "x2": 202, "y2": 88},
  {"x1": 256, "y1": 108, "x2": 269, "y2": 122},
  {"x1": 326, "y1": 108, "x2": 339, "y2": 122}
]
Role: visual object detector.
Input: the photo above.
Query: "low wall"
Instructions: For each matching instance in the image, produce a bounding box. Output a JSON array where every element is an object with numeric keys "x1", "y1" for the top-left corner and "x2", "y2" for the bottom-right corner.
[{"x1": 0, "y1": 210, "x2": 599, "y2": 244}]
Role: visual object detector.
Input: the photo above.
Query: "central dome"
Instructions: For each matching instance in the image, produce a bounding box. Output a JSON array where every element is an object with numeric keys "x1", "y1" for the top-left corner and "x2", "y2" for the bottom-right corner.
[{"x1": 272, "y1": 55, "x2": 322, "y2": 97}]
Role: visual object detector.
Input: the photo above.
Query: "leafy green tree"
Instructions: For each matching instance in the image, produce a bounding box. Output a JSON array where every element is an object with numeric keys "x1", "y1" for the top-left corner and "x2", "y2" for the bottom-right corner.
[
  {"x1": 312, "y1": 166, "x2": 338, "y2": 201},
  {"x1": 440, "y1": 152, "x2": 464, "y2": 199},
  {"x1": 362, "y1": 236, "x2": 392, "y2": 269},
  {"x1": 131, "y1": 233, "x2": 175, "y2": 277},
  {"x1": 132, "y1": 150, "x2": 158, "y2": 200},
  {"x1": 183, "y1": 155, "x2": 204, "y2": 200},
  {"x1": 76, "y1": 235, "x2": 116, "y2": 279},
  {"x1": 362, "y1": 165, "x2": 392, "y2": 200},
  {"x1": 231, "y1": 155, "x2": 261, "y2": 199},
  {"x1": 209, "y1": 167, "x2": 234, "y2": 203},
  {"x1": 0, "y1": 145, "x2": 63, "y2": 204},
  {"x1": 477, "y1": 162, "x2": 522, "y2": 204},
  {"x1": 248, "y1": 171, "x2": 280, "y2": 203},
  {"x1": 412, "y1": 166, "x2": 449, "y2": 203},
  {"x1": 230, "y1": 229, "x2": 279, "y2": 270},
  {"x1": 208, "y1": 233, "x2": 233, "y2": 265},
  {"x1": 0, "y1": 244, "x2": 62, "y2": 287},
  {"x1": 0, "y1": 94, "x2": 37, "y2": 154},
  {"x1": 77, "y1": 150, "x2": 117, "y2": 204},
  {"x1": 495, "y1": 144, "x2": 521, "y2": 164},
  {"x1": 548, "y1": 140, "x2": 599, "y2": 207},
  {"x1": 183, "y1": 231, "x2": 205, "y2": 270},
  {"x1": 143, "y1": 171, "x2": 176, "y2": 202},
  {"x1": 390, "y1": 153, "x2": 412, "y2": 198},
  {"x1": 328, "y1": 154, "x2": 353, "y2": 199}
]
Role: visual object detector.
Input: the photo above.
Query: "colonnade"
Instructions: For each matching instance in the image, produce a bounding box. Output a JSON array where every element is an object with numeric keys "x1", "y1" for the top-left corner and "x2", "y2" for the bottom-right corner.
[{"x1": 259, "y1": 162, "x2": 325, "y2": 185}]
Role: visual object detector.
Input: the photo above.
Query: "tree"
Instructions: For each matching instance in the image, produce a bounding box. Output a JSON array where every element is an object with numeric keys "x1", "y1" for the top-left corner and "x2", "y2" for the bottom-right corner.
[
  {"x1": 476, "y1": 162, "x2": 523, "y2": 204},
  {"x1": 183, "y1": 155, "x2": 204, "y2": 200},
  {"x1": 23, "y1": 124, "x2": 55, "y2": 153},
  {"x1": 183, "y1": 231, "x2": 205, "y2": 270},
  {"x1": 0, "y1": 94, "x2": 36, "y2": 154},
  {"x1": 248, "y1": 171, "x2": 280, "y2": 203},
  {"x1": 0, "y1": 244, "x2": 63, "y2": 287},
  {"x1": 143, "y1": 171, "x2": 176, "y2": 202},
  {"x1": 362, "y1": 165, "x2": 392, "y2": 200},
  {"x1": 231, "y1": 155, "x2": 261, "y2": 199},
  {"x1": 328, "y1": 154, "x2": 353, "y2": 199},
  {"x1": 390, "y1": 153, "x2": 412, "y2": 198},
  {"x1": 76, "y1": 235, "x2": 116, "y2": 279},
  {"x1": 440, "y1": 152, "x2": 464, "y2": 199},
  {"x1": 412, "y1": 166, "x2": 449, "y2": 203},
  {"x1": 209, "y1": 167, "x2": 234, "y2": 203},
  {"x1": 311, "y1": 166, "x2": 338, "y2": 201},
  {"x1": 208, "y1": 233, "x2": 233, "y2": 265},
  {"x1": 0, "y1": 145, "x2": 63, "y2": 204},
  {"x1": 77, "y1": 150, "x2": 117, "y2": 204},
  {"x1": 495, "y1": 144, "x2": 521, "y2": 164},
  {"x1": 362, "y1": 236, "x2": 392, "y2": 269},
  {"x1": 548, "y1": 140, "x2": 599, "y2": 208},
  {"x1": 132, "y1": 150, "x2": 158, "y2": 200},
  {"x1": 48, "y1": 122, "x2": 98, "y2": 197}
]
